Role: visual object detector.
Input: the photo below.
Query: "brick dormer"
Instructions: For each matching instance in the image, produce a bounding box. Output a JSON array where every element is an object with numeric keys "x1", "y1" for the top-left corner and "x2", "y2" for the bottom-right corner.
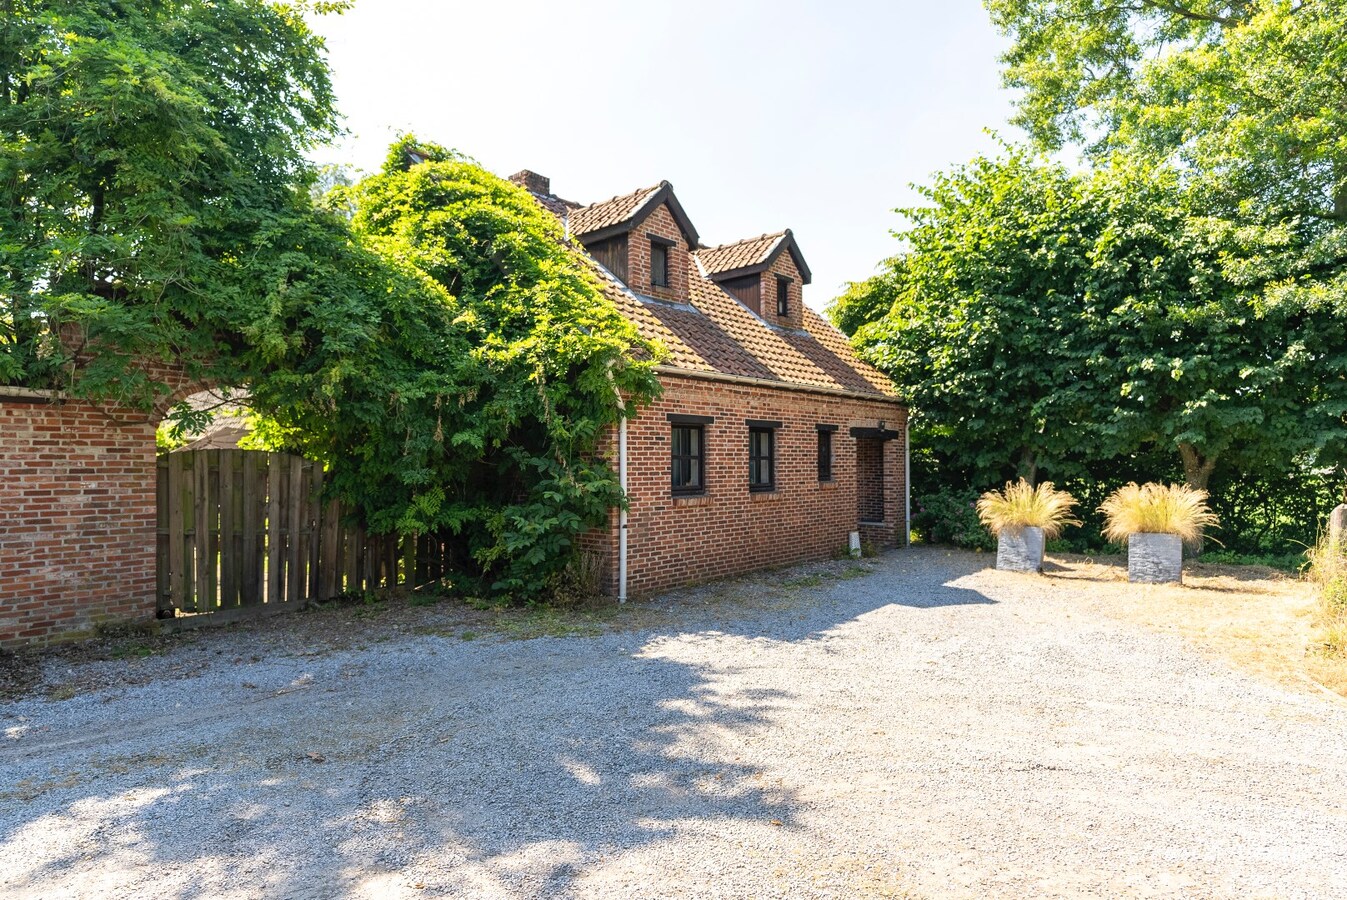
[
  {"x1": 697, "y1": 230, "x2": 812, "y2": 330},
  {"x1": 568, "y1": 182, "x2": 700, "y2": 304}
]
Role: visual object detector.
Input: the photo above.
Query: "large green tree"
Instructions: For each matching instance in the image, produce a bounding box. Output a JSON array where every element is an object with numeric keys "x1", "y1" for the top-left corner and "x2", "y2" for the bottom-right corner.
[
  {"x1": 983, "y1": 0, "x2": 1347, "y2": 494},
  {"x1": 987, "y1": 0, "x2": 1347, "y2": 222},
  {"x1": 832, "y1": 149, "x2": 1347, "y2": 493},
  {"x1": 0, "y1": 0, "x2": 345, "y2": 397}
]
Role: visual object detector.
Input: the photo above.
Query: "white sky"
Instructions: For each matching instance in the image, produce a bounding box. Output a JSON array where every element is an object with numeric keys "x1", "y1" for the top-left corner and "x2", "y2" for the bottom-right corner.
[{"x1": 308, "y1": 0, "x2": 1018, "y2": 310}]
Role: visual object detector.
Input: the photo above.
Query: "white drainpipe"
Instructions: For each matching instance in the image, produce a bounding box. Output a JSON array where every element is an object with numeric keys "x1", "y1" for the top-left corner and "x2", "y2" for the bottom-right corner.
[
  {"x1": 904, "y1": 417, "x2": 912, "y2": 547},
  {"x1": 617, "y1": 412, "x2": 628, "y2": 602}
]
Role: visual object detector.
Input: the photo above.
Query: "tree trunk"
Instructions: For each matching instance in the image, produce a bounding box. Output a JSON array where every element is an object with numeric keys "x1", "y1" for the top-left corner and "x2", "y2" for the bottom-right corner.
[
  {"x1": 1334, "y1": 159, "x2": 1347, "y2": 222},
  {"x1": 1018, "y1": 447, "x2": 1038, "y2": 486},
  {"x1": 1177, "y1": 442, "x2": 1218, "y2": 554}
]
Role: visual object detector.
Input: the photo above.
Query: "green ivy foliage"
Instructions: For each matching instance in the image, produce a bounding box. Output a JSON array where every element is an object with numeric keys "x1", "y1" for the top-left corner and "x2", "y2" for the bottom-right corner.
[{"x1": 249, "y1": 138, "x2": 662, "y2": 597}]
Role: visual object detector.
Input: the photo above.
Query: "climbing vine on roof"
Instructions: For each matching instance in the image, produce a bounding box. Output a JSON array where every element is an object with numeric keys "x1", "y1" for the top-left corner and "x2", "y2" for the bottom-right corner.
[{"x1": 248, "y1": 138, "x2": 663, "y2": 597}]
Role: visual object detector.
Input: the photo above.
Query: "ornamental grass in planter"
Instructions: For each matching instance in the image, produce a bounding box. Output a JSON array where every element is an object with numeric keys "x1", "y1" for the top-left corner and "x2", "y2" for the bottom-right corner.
[
  {"x1": 1099, "y1": 482, "x2": 1219, "y2": 584},
  {"x1": 977, "y1": 479, "x2": 1080, "y2": 573}
]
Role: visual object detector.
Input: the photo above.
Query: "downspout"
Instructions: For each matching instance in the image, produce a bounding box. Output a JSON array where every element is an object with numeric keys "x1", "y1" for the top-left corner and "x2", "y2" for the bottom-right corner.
[
  {"x1": 618, "y1": 411, "x2": 628, "y2": 603},
  {"x1": 904, "y1": 416, "x2": 911, "y2": 548}
]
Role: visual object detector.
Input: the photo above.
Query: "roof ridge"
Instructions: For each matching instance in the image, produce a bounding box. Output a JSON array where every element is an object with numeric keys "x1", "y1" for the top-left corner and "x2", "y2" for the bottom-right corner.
[
  {"x1": 577, "y1": 181, "x2": 665, "y2": 212},
  {"x1": 698, "y1": 230, "x2": 789, "y2": 253}
]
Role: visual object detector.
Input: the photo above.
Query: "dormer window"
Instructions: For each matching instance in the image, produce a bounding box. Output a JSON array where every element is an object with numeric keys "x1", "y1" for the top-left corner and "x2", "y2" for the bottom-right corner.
[
  {"x1": 650, "y1": 239, "x2": 671, "y2": 288},
  {"x1": 776, "y1": 276, "x2": 790, "y2": 316}
]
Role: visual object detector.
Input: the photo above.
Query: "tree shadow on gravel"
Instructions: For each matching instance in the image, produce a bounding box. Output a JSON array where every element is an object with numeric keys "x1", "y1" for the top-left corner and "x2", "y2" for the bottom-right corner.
[
  {"x1": 0, "y1": 547, "x2": 986, "y2": 898},
  {"x1": 0, "y1": 643, "x2": 802, "y2": 899}
]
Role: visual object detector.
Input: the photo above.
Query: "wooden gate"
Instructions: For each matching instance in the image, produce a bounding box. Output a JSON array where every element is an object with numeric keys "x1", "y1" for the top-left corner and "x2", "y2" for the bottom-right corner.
[{"x1": 156, "y1": 449, "x2": 449, "y2": 616}]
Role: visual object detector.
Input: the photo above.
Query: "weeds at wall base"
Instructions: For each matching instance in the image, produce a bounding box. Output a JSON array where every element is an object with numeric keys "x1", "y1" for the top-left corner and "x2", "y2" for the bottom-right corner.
[{"x1": 1306, "y1": 538, "x2": 1347, "y2": 658}]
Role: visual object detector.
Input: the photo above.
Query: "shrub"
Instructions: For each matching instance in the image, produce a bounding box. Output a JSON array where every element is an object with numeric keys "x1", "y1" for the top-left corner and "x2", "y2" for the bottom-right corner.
[
  {"x1": 913, "y1": 488, "x2": 996, "y2": 551},
  {"x1": 1306, "y1": 537, "x2": 1347, "y2": 657},
  {"x1": 1196, "y1": 549, "x2": 1307, "y2": 573},
  {"x1": 1099, "y1": 482, "x2": 1219, "y2": 544},
  {"x1": 976, "y1": 479, "x2": 1080, "y2": 539}
]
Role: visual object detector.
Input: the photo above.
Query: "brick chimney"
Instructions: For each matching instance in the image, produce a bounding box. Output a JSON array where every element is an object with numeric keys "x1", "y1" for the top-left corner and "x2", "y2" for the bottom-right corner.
[{"x1": 509, "y1": 170, "x2": 550, "y2": 195}]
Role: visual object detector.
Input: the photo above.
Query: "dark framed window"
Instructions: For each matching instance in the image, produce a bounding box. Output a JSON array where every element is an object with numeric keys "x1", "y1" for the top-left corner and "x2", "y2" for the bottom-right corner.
[
  {"x1": 650, "y1": 240, "x2": 670, "y2": 288},
  {"x1": 817, "y1": 427, "x2": 834, "y2": 481},
  {"x1": 749, "y1": 427, "x2": 775, "y2": 491},
  {"x1": 671, "y1": 423, "x2": 705, "y2": 494},
  {"x1": 776, "y1": 276, "x2": 790, "y2": 316}
]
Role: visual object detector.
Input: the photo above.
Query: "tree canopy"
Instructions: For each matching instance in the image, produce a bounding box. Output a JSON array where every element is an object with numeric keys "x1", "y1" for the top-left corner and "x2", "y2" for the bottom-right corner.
[
  {"x1": 832, "y1": 149, "x2": 1347, "y2": 495},
  {"x1": 987, "y1": 0, "x2": 1347, "y2": 223},
  {"x1": 0, "y1": 0, "x2": 348, "y2": 397},
  {"x1": 828, "y1": 1, "x2": 1347, "y2": 554}
]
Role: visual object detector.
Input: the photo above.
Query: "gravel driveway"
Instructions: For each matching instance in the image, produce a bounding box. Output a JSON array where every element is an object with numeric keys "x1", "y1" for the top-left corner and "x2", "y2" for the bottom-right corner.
[{"x1": 3, "y1": 548, "x2": 1346, "y2": 899}]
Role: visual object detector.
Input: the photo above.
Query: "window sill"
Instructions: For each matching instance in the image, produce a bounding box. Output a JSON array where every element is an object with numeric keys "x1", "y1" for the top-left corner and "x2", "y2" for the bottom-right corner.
[
  {"x1": 818, "y1": 479, "x2": 837, "y2": 489},
  {"x1": 672, "y1": 494, "x2": 711, "y2": 507},
  {"x1": 750, "y1": 490, "x2": 781, "y2": 502}
]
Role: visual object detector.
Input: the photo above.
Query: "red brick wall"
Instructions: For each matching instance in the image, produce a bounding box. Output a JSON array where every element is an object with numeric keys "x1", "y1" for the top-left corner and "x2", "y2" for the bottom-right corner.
[
  {"x1": 627, "y1": 203, "x2": 692, "y2": 304},
  {"x1": 0, "y1": 394, "x2": 161, "y2": 647},
  {"x1": 586, "y1": 374, "x2": 907, "y2": 597},
  {"x1": 760, "y1": 249, "x2": 805, "y2": 330}
]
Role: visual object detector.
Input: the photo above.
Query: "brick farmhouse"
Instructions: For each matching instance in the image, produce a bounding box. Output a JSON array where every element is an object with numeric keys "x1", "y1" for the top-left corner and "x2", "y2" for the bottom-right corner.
[
  {"x1": 0, "y1": 169, "x2": 907, "y2": 647},
  {"x1": 510, "y1": 170, "x2": 909, "y2": 598}
]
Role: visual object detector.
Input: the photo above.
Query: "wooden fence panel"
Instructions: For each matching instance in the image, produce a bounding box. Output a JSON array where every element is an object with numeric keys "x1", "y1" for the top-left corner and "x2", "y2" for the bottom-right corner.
[
  {"x1": 219, "y1": 451, "x2": 237, "y2": 609},
  {"x1": 241, "y1": 452, "x2": 260, "y2": 606},
  {"x1": 157, "y1": 449, "x2": 432, "y2": 617},
  {"x1": 193, "y1": 450, "x2": 209, "y2": 613}
]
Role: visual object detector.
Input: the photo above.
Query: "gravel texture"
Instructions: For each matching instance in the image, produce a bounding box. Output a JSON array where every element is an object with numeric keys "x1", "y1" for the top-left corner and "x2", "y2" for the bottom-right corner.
[{"x1": 2, "y1": 548, "x2": 1346, "y2": 899}]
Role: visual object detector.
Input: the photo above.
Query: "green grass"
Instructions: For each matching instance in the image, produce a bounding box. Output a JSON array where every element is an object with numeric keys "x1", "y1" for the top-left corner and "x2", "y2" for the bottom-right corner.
[
  {"x1": 1196, "y1": 549, "x2": 1307, "y2": 573},
  {"x1": 494, "y1": 606, "x2": 612, "y2": 640}
]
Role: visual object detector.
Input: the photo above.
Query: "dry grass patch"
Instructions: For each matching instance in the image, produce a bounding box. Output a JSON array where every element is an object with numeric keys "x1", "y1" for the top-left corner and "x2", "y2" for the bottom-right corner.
[
  {"x1": 1302, "y1": 538, "x2": 1347, "y2": 695},
  {"x1": 1043, "y1": 553, "x2": 1344, "y2": 698}
]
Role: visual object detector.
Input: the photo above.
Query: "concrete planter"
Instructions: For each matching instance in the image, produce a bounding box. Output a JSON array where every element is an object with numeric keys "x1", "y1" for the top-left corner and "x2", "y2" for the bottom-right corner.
[
  {"x1": 996, "y1": 525, "x2": 1045, "y2": 573},
  {"x1": 1128, "y1": 532, "x2": 1183, "y2": 584}
]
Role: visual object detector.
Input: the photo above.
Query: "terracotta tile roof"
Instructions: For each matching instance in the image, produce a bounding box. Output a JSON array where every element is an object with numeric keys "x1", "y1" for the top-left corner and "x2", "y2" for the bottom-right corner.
[
  {"x1": 697, "y1": 232, "x2": 787, "y2": 276},
  {"x1": 531, "y1": 192, "x2": 581, "y2": 218},
  {"x1": 525, "y1": 179, "x2": 901, "y2": 402},
  {"x1": 696, "y1": 229, "x2": 813, "y2": 284},
  {"x1": 568, "y1": 183, "x2": 666, "y2": 238},
  {"x1": 800, "y1": 307, "x2": 897, "y2": 395}
]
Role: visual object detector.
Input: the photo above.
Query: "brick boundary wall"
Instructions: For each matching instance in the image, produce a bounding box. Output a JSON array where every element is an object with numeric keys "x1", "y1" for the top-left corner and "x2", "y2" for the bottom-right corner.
[
  {"x1": 588, "y1": 373, "x2": 907, "y2": 598},
  {"x1": 0, "y1": 367, "x2": 200, "y2": 649}
]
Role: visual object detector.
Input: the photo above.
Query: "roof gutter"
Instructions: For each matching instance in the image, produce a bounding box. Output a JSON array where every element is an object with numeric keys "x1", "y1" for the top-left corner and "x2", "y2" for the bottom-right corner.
[{"x1": 654, "y1": 364, "x2": 907, "y2": 406}]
